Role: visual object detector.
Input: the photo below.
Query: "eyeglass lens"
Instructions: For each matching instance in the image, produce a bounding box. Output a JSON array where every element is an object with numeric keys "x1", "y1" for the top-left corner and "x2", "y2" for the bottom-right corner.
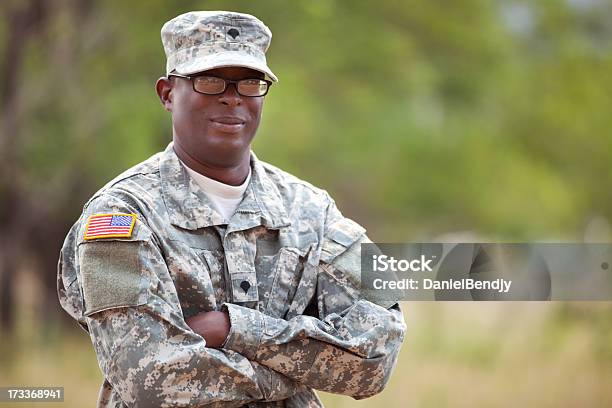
[{"x1": 193, "y1": 76, "x2": 268, "y2": 96}]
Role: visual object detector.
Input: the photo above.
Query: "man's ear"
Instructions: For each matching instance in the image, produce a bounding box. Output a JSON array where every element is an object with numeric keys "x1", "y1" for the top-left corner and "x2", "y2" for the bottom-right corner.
[{"x1": 155, "y1": 77, "x2": 173, "y2": 112}]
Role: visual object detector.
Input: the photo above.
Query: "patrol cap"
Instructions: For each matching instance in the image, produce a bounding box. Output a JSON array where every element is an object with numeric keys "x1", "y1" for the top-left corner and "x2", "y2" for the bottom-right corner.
[{"x1": 161, "y1": 11, "x2": 278, "y2": 82}]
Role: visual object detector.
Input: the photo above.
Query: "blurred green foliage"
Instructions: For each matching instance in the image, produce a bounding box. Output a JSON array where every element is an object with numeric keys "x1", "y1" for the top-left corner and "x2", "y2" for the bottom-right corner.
[{"x1": 4, "y1": 0, "x2": 612, "y2": 241}]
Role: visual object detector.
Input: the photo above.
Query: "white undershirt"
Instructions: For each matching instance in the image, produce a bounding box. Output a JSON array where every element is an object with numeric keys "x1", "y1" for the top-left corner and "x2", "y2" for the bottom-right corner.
[{"x1": 181, "y1": 161, "x2": 251, "y2": 222}]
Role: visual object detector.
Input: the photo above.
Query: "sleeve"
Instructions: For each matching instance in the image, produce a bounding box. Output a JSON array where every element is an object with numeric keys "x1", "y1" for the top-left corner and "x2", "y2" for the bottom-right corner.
[
  {"x1": 221, "y1": 200, "x2": 407, "y2": 400},
  {"x1": 69, "y1": 194, "x2": 304, "y2": 407}
]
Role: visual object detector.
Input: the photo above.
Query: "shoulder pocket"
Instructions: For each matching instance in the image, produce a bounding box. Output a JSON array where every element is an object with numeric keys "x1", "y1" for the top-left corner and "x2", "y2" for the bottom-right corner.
[
  {"x1": 77, "y1": 219, "x2": 152, "y2": 316},
  {"x1": 320, "y1": 218, "x2": 366, "y2": 264}
]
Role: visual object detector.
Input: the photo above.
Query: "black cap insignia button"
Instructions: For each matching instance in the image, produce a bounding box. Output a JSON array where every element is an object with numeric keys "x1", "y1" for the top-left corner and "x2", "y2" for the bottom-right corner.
[{"x1": 227, "y1": 28, "x2": 240, "y2": 39}]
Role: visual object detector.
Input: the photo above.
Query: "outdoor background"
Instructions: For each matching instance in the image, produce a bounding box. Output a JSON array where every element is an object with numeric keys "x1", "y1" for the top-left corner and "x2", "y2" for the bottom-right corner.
[{"x1": 1, "y1": 0, "x2": 612, "y2": 407}]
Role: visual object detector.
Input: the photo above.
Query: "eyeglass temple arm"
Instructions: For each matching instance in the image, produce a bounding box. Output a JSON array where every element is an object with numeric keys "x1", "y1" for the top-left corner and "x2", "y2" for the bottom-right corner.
[{"x1": 167, "y1": 73, "x2": 191, "y2": 79}]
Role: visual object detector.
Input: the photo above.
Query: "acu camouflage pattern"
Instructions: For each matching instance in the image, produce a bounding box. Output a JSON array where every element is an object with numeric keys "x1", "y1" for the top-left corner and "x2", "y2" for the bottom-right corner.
[
  {"x1": 161, "y1": 11, "x2": 278, "y2": 82},
  {"x1": 57, "y1": 143, "x2": 406, "y2": 407}
]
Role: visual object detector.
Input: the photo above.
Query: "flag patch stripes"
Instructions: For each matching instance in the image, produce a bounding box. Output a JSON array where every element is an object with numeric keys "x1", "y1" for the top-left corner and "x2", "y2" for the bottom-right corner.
[{"x1": 83, "y1": 213, "x2": 137, "y2": 240}]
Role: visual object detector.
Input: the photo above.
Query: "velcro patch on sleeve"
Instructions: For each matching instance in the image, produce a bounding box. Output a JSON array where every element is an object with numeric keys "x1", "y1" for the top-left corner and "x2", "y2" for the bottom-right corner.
[{"x1": 83, "y1": 213, "x2": 137, "y2": 241}]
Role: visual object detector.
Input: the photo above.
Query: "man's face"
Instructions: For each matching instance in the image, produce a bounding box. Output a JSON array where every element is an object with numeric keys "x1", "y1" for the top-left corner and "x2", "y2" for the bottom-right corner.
[{"x1": 167, "y1": 66, "x2": 265, "y2": 167}]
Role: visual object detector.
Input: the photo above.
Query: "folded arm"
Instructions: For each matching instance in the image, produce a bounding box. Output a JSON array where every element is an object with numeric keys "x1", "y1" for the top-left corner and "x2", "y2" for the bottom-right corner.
[
  {"x1": 220, "y1": 218, "x2": 406, "y2": 399},
  {"x1": 86, "y1": 302, "x2": 301, "y2": 407}
]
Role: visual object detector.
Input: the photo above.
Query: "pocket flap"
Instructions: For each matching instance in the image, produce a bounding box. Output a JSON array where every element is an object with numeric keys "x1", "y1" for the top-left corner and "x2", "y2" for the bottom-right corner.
[{"x1": 321, "y1": 218, "x2": 366, "y2": 264}]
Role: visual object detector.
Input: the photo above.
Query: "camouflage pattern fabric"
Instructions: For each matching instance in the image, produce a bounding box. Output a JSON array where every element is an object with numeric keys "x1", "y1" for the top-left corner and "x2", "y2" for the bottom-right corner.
[
  {"x1": 57, "y1": 143, "x2": 406, "y2": 407},
  {"x1": 161, "y1": 11, "x2": 278, "y2": 81}
]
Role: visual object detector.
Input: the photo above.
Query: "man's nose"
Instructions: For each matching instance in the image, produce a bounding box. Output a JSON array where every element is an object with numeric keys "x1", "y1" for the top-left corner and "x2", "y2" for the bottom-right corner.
[{"x1": 218, "y1": 83, "x2": 242, "y2": 106}]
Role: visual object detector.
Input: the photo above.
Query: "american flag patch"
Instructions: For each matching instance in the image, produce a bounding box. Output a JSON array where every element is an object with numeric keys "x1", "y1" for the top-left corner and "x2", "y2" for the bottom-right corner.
[{"x1": 84, "y1": 213, "x2": 137, "y2": 240}]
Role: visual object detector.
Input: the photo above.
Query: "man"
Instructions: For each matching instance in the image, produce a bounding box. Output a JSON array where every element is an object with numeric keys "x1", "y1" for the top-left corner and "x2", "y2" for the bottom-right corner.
[{"x1": 57, "y1": 10, "x2": 406, "y2": 407}]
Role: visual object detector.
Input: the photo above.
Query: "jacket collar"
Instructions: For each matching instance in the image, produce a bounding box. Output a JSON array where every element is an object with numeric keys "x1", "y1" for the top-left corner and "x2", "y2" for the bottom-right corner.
[{"x1": 159, "y1": 142, "x2": 290, "y2": 231}]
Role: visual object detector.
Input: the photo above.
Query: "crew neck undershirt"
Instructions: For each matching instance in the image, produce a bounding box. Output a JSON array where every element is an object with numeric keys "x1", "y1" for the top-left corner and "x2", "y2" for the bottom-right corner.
[{"x1": 180, "y1": 160, "x2": 251, "y2": 222}]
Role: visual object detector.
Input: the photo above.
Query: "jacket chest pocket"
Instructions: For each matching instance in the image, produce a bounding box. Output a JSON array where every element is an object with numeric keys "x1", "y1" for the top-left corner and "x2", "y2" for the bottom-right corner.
[
  {"x1": 198, "y1": 249, "x2": 229, "y2": 308},
  {"x1": 257, "y1": 247, "x2": 304, "y2": 319},
  {"x1": 165, "y1": 240, "x2": 217, "y2": 317}
]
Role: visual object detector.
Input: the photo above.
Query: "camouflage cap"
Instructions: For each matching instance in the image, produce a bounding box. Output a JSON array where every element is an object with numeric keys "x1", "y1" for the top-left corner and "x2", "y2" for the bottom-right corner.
[{"x1": 161, "y1": 11, "x2": 278, "y2": 82}]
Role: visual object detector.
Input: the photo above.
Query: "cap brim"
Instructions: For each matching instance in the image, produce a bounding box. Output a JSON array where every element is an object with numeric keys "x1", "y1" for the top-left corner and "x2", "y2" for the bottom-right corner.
[{"x1": 173, "y1": 51, "x2": 278, "y2": 82}]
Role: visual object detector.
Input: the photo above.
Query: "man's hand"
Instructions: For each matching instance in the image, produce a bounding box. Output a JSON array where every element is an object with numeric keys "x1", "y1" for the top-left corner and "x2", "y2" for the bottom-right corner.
[{"x1": 186, "y1": 311, "x2": 231, "y2": 348}]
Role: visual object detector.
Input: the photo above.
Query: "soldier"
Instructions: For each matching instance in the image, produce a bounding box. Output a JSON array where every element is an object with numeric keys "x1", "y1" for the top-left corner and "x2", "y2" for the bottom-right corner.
[{"x1": 57, "y1": 10, "x2": 406, "y2": 407}]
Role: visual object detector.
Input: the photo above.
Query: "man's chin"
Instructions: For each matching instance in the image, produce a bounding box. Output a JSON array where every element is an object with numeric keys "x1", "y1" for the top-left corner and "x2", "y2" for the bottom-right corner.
[{"x1": 199, "y1": 142, "x2": 251, "y2": 166}]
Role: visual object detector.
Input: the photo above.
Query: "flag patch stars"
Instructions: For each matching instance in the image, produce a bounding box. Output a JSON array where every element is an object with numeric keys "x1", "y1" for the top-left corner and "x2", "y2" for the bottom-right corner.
[{"x1": 84, "y1": 213, "x2": 137, "y2": 240}]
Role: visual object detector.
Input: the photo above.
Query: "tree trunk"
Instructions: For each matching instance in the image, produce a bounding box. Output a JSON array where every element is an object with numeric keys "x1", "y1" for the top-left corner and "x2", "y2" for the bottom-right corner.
[{"x1": 0, "y1": 0, "x2": 49, "y2": 333}]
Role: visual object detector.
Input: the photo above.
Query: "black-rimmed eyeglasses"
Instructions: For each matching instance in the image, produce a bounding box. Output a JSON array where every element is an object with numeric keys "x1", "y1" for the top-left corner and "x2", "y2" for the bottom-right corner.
[{"x1": 168, "y1": 73, "x2": 272, "y2": 97}]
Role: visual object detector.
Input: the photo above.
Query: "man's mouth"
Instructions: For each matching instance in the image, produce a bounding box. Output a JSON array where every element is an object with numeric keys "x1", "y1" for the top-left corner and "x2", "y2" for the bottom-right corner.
[{"x1": 210, "y1": 116, "x2": 246, "y2": 133}]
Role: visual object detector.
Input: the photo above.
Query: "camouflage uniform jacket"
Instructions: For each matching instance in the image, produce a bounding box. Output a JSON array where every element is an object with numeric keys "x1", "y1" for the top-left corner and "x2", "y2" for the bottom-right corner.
[{"x1": 57, "y1": 142, "x2": 406, "y2": 407}]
